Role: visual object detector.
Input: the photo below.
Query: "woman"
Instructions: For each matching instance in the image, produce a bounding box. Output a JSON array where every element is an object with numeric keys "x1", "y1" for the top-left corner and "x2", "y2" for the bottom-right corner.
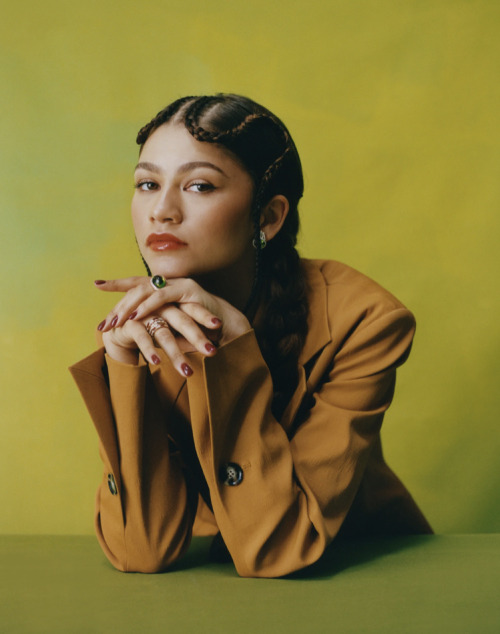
[{"x1": 70, "y1": 94, "x2": 432, "y2": 578}]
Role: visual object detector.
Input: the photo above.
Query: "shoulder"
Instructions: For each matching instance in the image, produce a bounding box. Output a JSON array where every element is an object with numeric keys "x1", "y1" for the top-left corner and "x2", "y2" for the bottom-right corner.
[
  {"x1": 303, "y1": 259, "x2": 409, "y2": 309},
  {"x1": 300, "y1": 258, "x2": 415, "y2": 355}
]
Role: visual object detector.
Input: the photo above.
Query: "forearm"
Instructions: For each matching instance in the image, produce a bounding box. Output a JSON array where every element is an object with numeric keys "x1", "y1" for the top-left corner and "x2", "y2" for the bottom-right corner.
[
  {"x1": 70, "y1": 350, "x2": 196, "y2": 573},
  {"x1": 103, "y1": 337, "x2": 140, "y2": 365},
  {"x1": 186, "y1": 332, "x2": 331, "y2": 577},
  {"x1": 186, "y1": 314, "x2": 413, "y2": 578}
]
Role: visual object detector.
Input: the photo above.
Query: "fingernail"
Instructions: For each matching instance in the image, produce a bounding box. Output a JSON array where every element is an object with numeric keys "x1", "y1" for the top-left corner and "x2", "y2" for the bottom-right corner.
[
  {"x1": 181, "y1": 363, "x2": 193, "y2": 377},
  {"x1": 97, "y1": 320, "x2": 106, "y2": 331},
  {"x1": 205, "y1": 343, "x2": 216, "y2": 354},
  {"x1": 151, "y1": 354, "x2": 161, "y2": 365},
  {"x1": 110, "y1": 316, "x2": 118, "y2": 328},
  {"x1": 94, "y1": 280, "x2": 106, "y2": 285},
  {"x1": 211, "y1": 318, "x2": 222, "y2": 326},
  {"x1": 128, "y1": 311, "x2": 138, "y2": 320}
]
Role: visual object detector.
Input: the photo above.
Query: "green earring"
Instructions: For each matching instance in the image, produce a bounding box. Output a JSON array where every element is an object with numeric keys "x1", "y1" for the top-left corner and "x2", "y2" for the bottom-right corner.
[{"x1": 252, "y1": 230, "x2": 267, "y2": 250}]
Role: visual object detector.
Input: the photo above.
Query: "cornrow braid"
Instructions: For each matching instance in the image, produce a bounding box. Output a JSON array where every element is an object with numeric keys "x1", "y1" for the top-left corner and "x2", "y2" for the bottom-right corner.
[
  {"x1": 244, "y1": 145, "x2": 293, "y2": 314},
  {"x1": 136, "y1": 96, "x2": 196, "y2": 145},
  {"x1": 215, "y1": 113, "x2": 276, "y2": 141},
  {"x1": 183, "y1": 96, "x2": 219, "y2": 141},
  {"x1": 253, "y1": 146, "x2": 292, "y2": 211},
  {"x1": 252, "y1": 234, "x2": 309, "y2": 419},
  {"x1": 188, "y1": 111, "x2": 288, "y2": 146},
  {"x1": 241, "y1": 138, "x2": 307, "y2": 416}
]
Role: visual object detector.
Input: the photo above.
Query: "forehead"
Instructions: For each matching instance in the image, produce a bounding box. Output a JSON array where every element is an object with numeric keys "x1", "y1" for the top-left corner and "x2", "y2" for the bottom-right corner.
[{"x1": 140, "y1": 123, "x2": 246, "y2": 175}]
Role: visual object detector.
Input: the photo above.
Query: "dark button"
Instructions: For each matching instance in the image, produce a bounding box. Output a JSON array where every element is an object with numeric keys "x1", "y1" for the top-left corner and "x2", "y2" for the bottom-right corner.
[
  {"x1": 219, "y1": 462, "x2": 243, "y2": 486},
  {"x1": 107, "y1": 473, "x2": 118, "y2": 495}
]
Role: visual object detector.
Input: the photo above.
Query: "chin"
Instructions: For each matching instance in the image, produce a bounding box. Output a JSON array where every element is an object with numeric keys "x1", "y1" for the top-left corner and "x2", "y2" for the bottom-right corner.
[{"x1": 146, "y1": 261, "x2": 195, "y2": 279}]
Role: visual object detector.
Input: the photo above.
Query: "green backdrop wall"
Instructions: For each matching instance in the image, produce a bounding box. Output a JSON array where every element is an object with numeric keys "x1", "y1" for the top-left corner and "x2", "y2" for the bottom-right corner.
[{"x1": 1, "y1": 0, "x2": 499, "y2": 535}]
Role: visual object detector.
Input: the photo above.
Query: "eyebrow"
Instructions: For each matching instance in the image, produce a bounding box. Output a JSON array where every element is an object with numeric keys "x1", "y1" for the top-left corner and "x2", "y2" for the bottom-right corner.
[{"x1": 135, "y1": 161, "x2": 228, "y2": 177}]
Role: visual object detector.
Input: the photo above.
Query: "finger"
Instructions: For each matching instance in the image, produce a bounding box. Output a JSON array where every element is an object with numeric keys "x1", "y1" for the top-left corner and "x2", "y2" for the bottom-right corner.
[
  {"x1": 94, "y1": 276, "x2": 149, "y2": 293},
  {"x1": 99, "y1": 283, "x2": 154, "y2": 332},
  {"x1": 159, "y1": 306, "x2": 217, "y2": 356},
  {"x1": 147, "y1": 321, "x2": 194, "y2": 377},
  {"x1": 133, "y1": 279, "x2": 207, "y2": 321},
  {"x1": 131, "y1": 288, "x2": 180, "y2": 321},
  {"x1": 127, "y1": 321, "x2": 165, "y2": 366},
  {"x1": 104, "y1": 320, "x2": 162, "y2": 367},
  {"x1": 180, "y1": 302, "x2": 222, "y2": 330}
]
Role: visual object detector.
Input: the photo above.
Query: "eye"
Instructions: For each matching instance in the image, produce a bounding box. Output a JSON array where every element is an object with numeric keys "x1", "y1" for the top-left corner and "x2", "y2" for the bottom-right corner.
[
  {"x1": 187, "y1": 182, "x2": 215, "y2": 193},
  {"x1": 135, "y1": 180, "x2": 158, "y2": 191}
]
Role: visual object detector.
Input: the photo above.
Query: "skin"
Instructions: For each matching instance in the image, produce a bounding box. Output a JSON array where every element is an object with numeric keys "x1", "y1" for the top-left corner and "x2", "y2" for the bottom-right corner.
[{"x1": 97, "y1": 122, "x2": 289, "y2": 377}]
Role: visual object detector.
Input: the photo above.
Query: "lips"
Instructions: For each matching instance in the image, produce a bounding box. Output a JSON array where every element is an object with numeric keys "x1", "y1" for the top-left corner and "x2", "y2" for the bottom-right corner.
[{"x1": 147, "y1": 233, "x2": 187, "y2": 251}]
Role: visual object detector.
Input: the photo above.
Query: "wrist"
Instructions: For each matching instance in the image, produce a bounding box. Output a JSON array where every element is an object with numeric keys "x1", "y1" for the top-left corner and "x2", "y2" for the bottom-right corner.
[
  {"x1": 102, "y1": 333, "x2": 140, "y2": 365},
  {"x1": 221, "y1": 313, "x2": 252, "y2": 344}
]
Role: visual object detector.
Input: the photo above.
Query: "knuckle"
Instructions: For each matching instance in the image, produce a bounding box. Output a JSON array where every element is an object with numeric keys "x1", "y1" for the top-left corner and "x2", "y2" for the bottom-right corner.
[
  {"x1": 170, "y1": 351, "x2": 185, "y2": 367},
  {"x1": 156, "y1": 326, "x2": 174, "y2": 342},
  {"x1": 176, "y1": 312, "x2": 194, "y2": 328},
  {"x1": 182, "y1": 278, "x2": 197, "y2": 295}
]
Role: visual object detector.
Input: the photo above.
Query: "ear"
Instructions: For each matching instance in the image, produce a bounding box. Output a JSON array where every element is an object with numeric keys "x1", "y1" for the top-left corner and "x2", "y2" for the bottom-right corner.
[{"x1": 260, "y1": 195, "x2": 290, "y2": 242}]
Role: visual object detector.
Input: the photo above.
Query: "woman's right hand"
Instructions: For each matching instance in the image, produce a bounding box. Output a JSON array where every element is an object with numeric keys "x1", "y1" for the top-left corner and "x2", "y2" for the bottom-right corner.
[
  {"x1": 102, "y1": 307, "x2": 218, "y2": 376},
  {"x1": 99, "y1": 277, "x2": 251, "y2": 376}
]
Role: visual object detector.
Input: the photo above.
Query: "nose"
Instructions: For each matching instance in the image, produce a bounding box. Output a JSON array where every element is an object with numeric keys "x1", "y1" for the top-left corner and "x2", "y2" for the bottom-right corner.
[{"x1": 150, "y1": 186, "x2": 182, "y2": 224}]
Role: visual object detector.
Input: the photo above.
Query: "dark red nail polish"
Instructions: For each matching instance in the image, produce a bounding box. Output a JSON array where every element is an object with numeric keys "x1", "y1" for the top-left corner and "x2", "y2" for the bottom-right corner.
[
  {"x1": 205, "y1": 343, "x2": 216, "y2": 354},
  {"x1": 151, "y1": 354, "x2": 161, "y2": 365},
  {"x1": 211, "y1": 318, "x2": 222, "y2": 326},
  {"x1": 128, "y1": 311, "x2": 138, "y2": 320},
  {"x1": 97, "y1": 320, "x2": 106, "y2": 331},
  {"x1": 110, "y1": 316, "x2": 118, "y2": 328},
  {"x1": 181, "y1": 363, "x2": 193, "y2": 377},
  {"x1": 94, "y1": 280, "x2": 106, "y2": 285}
]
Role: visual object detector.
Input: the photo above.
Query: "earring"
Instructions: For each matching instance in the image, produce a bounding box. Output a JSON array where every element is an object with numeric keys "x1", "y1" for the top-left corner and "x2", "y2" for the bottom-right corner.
[{"x1": 252, "y1": 229, "x2": 267, "y2": 250}]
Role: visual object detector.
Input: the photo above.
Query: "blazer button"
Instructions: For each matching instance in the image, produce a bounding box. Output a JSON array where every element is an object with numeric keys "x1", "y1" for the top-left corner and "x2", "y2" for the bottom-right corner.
[
  {"x1": 107, "y1": 473, "x2": 118, "y2": 495},
  {"x1": 220, "y1": 462, "x2": 243, "y2": 486}
]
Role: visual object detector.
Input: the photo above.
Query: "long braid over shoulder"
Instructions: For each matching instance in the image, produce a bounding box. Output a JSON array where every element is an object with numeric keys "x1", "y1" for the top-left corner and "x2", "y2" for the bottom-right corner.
[{"x1": 136, "y1": 94, "x2": 309, "y2": 419}]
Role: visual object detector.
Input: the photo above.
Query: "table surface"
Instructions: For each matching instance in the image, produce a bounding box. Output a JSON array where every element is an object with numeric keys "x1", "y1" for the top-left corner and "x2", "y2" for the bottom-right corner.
[{"x1": 1, "y1": 534, "x2": 499, "y2": 633}]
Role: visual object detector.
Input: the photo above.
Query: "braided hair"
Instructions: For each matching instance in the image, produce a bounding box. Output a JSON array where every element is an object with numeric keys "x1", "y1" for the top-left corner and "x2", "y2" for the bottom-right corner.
[{"x1": 136, "y1": 94, "x2": 309, "y2": 419}]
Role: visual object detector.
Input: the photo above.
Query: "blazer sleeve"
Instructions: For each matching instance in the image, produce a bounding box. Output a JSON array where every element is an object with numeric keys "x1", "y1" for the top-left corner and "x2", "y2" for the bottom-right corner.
[
  {"x1": 69, "y1": 350, "x2": 196, "y2": 572},
  {"x1": 184, "y1": 306, "x2": 416, "y2": 578}
]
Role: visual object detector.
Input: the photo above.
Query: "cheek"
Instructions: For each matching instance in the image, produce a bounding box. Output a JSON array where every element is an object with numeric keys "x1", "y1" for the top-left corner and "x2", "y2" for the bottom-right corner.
[
  {"x1": 208, "y1": 196, "x2": 254, "y2": 243},
  {"x1": 211, "y1": 213, "x2": 253, "y2": 250},
  {"x1": 131, "y1": 200, "x2": 144, "y2": 234}
]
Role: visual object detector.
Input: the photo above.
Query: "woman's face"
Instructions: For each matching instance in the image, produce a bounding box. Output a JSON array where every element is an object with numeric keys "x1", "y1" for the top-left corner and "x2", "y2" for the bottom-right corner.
[{"x1": 132, "y1": 122, "x2": 255, "y2": 289}]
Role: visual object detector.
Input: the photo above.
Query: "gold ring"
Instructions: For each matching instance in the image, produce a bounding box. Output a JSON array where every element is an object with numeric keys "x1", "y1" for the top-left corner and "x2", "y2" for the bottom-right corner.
[{"x1": 145, "y1": 317, "x2": 169, "y2": 346}]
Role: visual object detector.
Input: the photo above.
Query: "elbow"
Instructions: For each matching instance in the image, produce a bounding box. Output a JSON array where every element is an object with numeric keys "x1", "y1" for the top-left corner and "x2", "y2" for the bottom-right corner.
[
  {"x1": 95, "y1": 513, "x2": 191, "y2": 574},
  {"x1": 229, "y1": 518, "x2": 328, "y2": 579},
  {"x1": 101, "y1": 537, "x2": 189, "y2": 574},
  {"x1": 122, "y1": 551, "x2": 179, "y2": 574}
]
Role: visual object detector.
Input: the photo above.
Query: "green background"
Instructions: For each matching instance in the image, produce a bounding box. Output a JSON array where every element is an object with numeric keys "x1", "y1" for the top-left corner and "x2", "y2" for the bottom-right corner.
[{"x1": 1, "y1": 0, "x2": 498, "y2": 535}]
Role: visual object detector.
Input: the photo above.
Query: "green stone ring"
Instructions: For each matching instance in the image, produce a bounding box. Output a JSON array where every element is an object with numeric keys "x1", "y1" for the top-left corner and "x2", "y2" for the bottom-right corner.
[{"x1": 151, "y1": 275, "x2": 167, "y2": 290}]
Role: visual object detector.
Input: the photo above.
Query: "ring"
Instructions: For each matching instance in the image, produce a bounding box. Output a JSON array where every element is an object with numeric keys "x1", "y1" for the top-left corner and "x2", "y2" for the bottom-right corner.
[
  {"x1": 145, "y1": 316, "x2": 169, "y2": 346},
  {"x1": 151, "y1": 275, "x2": 167, "y2": 290}
]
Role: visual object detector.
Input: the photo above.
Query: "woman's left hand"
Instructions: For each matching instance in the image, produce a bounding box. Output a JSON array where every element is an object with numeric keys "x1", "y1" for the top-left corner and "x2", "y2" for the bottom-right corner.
[{"x1": 95, "y1": 276, "x2": 251, "y2": 352}]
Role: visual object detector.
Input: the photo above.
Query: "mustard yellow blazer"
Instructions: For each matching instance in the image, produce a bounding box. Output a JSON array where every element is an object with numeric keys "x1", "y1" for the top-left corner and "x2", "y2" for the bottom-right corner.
[{"x1": 70, "y1": 259, "x2": 431, "y2": 578}]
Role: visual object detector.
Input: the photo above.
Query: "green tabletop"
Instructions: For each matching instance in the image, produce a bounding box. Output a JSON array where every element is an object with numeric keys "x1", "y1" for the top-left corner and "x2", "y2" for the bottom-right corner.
[{"x1": 1, "y1": 534, "x2": 498, "y2": 633}]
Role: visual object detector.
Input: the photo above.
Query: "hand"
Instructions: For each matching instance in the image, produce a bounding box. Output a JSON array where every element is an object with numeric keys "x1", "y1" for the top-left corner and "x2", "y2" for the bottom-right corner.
[{"x1": 95, "y1": 277, "x2": 251, "y2": 376}]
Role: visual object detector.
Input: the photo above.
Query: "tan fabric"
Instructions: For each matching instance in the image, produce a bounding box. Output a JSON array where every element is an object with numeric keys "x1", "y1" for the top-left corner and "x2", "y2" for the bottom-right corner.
[{"x1": 69, "y1": 259, "x2": 431, "y2": 578}]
